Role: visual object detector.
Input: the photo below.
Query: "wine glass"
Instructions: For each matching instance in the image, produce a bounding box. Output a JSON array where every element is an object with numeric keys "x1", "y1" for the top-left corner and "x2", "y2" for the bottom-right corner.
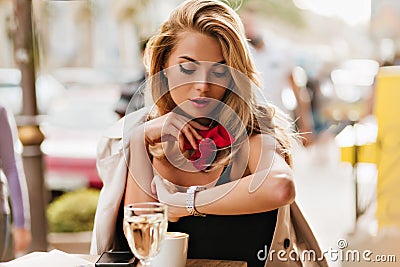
[{"x1": 124, "y1": 202, "x2": 168, "y2": 266}]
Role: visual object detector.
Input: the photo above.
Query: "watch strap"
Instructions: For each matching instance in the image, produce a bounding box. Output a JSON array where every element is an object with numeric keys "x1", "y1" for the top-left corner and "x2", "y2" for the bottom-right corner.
[{"x1": 186, "y1": 185, "x2": 206, "y2": 217}]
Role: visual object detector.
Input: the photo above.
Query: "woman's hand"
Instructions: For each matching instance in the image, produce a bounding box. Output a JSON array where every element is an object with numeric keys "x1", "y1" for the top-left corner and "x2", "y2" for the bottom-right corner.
[
  {"x1": 144, "y1": 113, "x2": 208, "y2": 151},
  {"x1": 151, "y1": 175, "x2": 188, "y2": 222},
  {"x1": 13, "y1": 227, "x2": 31, "y2": 254}
]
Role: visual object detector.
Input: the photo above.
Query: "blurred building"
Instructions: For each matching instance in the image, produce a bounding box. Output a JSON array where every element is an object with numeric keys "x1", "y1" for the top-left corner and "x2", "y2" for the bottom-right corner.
[
  {"x1": 371, "y1": 0, "x2": 400, "y2": 64},
  {"x1": 0, "y1": 0, "x2": 14, "y2": 67},
  {"x1": 1, "y1": 0, "x2": 381, "y2": 77},
  {"x1": 241, "y1": 0, "x2": 375, "y2": 79},
  {"x1": 371, "y1": 0, "x2": 400, "y2": 40},
  {"x1": 1, "y1": 0, "x2": 181, "y2": 77}
]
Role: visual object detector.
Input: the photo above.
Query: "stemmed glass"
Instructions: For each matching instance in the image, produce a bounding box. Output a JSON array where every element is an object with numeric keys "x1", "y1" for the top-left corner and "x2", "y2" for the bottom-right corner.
[{"x1": 124, "y1": 202, "x2": 168, "y2": 266}]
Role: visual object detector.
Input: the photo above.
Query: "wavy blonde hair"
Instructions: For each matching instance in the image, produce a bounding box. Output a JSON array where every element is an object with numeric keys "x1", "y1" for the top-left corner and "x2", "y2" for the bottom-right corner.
[{"x1": 144, "y1": 0, "x2": 295, "y2": 168}]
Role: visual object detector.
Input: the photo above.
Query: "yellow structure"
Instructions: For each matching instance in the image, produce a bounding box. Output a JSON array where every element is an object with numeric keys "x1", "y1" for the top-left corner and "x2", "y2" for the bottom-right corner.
[
  {"x1": 374, "y1": 66, "x2": 400, "y2": 229},
  {"x1": 340, "y1": 143, "x2": 377, "y2": 166}
]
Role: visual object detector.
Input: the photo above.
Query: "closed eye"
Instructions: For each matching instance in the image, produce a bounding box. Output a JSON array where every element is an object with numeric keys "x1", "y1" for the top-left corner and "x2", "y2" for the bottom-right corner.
[
  {"x1": 212, "y1": 70, "x2": 228, "y2": 78},
  {"x1": 179, "y1": 64, "x2": 195, "y2": 75}
]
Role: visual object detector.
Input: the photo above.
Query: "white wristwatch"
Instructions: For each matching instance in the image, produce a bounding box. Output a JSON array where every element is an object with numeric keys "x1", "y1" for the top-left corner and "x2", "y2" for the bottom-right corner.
[{"x1": 186, "y1": 186, "x2": 206, "y2": 217}]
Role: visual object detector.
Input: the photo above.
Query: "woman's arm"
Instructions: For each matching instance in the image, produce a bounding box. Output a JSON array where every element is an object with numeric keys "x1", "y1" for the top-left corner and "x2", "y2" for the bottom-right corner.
[
  {"x1": 154, "y1": 134, "x2": 295, "y2": 217},
  {"x1": 124, "y1": 125, "x2": 157, "y2": 205},
  {"x1": 124, "y1": 113, "x2": 209, "y2": 205},
  {"x1": 197, "y1": 134, "x2": 295, "y2": 214}
]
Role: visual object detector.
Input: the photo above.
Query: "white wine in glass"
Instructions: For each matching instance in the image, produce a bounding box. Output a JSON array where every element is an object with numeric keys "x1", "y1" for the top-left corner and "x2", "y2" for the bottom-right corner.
[{"x1": 124, "y1": 202, "x2": 168, "y2": 266}]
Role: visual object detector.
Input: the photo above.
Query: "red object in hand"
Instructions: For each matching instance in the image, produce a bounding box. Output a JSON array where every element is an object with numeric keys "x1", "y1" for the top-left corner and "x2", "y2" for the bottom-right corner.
[{"x1": 183, "y1": 124, "x2": 234, "y2": 170}]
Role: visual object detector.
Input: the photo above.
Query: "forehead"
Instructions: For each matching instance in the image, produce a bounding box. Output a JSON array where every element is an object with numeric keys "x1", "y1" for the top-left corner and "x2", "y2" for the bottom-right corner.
[{"x1": 168, "y1": 31, "x2": 225, "y2": 63}]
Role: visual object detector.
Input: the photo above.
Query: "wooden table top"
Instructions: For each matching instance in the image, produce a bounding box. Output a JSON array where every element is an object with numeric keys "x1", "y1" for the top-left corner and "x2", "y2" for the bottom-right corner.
[
  {"x1": 186, "y1": 258, "x2": 247, "y2": 266},
  {"x1": 8, "y1": 252, "x2": 247, "y2": 267},
  {"x1": 80, "y1": 254, "x2": 247, "y2": 267},
  {"x1": 81, "y1": 255, "x2": 247, "y2": 266}
]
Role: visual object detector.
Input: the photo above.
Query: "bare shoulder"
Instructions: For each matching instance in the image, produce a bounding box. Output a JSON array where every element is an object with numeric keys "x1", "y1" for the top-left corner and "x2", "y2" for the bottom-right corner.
[
  {"x1": 248, "y1": 133, "x2": 276, "y2": 152},
  {"x1": 247, "y1": 134, "x2": 281, "y2": 173},
  {"x1": 248, "y1": 133, "x2": 287, "y2": 157},
  {"x1": 245, "y1": 134, "x2": 292, "y2": 179}
]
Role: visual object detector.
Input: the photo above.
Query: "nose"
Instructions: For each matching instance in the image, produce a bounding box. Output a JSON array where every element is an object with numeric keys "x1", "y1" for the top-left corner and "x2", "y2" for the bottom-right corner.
[
  {"x1": 194, "y1": 81, "x2": 209, "y2": 93},
  {"x1": 193, "y1": 70, "x2": 210, "y2": 93}
]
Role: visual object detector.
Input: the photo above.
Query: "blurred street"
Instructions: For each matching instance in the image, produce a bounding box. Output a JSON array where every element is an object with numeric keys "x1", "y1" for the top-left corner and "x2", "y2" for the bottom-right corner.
[{"x1": 293, "y1": 139, "x2": 355, "y2": 267}]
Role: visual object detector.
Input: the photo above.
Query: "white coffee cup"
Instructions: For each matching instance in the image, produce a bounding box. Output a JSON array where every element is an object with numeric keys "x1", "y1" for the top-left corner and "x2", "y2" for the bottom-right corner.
[{"x1": 152, "y1": 232, "x2": 189, "y2": 267}]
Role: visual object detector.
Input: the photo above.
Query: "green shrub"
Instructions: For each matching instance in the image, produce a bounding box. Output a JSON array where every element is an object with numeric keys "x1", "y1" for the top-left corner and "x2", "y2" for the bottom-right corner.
[{"x1": 47, "y1": 188, "x2": 100, "y2": 233}]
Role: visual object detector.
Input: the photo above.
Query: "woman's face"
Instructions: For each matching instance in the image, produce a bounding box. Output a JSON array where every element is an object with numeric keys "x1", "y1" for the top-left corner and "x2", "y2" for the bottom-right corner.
[{"x1": 164, "y1": 31, "x2": 231, "y2": 118}]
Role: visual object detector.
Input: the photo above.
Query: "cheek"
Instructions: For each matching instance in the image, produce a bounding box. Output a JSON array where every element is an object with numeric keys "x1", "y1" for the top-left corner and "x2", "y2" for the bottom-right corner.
[
  {"x1": 211, "y1": 85, "x2": 227, "y2": 100},
  {"x1": 169, "y1": 85, "x2": 189, "y2": 104}
]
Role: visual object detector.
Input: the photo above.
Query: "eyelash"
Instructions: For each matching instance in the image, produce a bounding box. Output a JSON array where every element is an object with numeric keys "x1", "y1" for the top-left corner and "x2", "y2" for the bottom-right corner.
[
  {"x1": 179, "y1": 64, "x2": 228, "y2": 78},
  {"x1": 212, "y1": 70, "x2": 227, "y2": 78},
  {"x1": 179, "y1": 64, "x2": 195, "y2": 75}
]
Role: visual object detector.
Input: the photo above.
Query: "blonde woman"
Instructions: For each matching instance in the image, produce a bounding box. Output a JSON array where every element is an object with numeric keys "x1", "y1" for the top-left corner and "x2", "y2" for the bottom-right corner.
[{"x1": 92, "y1": 1, "x2": 327, "y2": 266}]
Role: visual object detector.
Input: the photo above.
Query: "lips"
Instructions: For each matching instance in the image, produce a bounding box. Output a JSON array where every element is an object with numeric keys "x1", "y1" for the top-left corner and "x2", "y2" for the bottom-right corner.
[{"x1": 190, "y1": 98, "x2": 210, "y2": 108}]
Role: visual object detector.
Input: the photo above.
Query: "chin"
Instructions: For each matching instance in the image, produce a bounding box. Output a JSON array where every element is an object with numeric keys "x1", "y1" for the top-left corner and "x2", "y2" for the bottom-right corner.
[
  {"x1": 183, "y1": 109, "x2": 210, "y2": 119},
  {"x1": 177, "y1": 101, "x2": 219, "y2": 119}
]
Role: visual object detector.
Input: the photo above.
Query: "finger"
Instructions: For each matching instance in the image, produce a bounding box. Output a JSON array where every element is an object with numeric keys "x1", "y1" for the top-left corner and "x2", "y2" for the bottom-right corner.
[
  {"x1": 181, "y1": 126, "x2": 198, "y2": 150},
  {"x1": 171, "y1": 119, "x2": 192, "y2": 150},
  {"x1": 188, "y1": 120, "x2": 209, "y2": 130},
  {"x1": 171, "y1": 121, "x2": 192, "y2": 150},
  {"x1": 179, "y1": 131, "x2": 185, "y2": 152},
  {"x1": 187, "y1": 124, "x2": 203, "y2": 140}
]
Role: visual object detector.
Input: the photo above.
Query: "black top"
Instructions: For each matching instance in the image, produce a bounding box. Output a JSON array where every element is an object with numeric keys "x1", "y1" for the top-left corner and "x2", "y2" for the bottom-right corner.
[
  {"x1": 168, "y1": 210, "x2": 277, "y2": 267},
  {"x1": 116, "y1": 165, "x2": 278, "y2": 267},
  {"x1": 168, "y1": 165, "x2": 277, "y2": 267}
]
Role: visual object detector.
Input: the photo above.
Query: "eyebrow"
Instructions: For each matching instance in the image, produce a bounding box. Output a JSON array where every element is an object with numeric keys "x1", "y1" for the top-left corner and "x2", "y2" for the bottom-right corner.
[{"x1": 179, "y1": 56, "x2": 226, "y2": 66}]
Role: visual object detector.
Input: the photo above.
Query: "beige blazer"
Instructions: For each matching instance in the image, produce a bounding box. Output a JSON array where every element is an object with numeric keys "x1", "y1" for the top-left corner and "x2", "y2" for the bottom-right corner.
[{"x1": 90, "y1": 108, "x2": 328, "y2": 267}]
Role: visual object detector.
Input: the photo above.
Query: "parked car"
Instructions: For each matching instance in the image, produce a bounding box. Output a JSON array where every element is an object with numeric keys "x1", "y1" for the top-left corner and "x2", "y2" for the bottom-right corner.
[{"x1": 0, "y1": 68, "x2": 121, "y2": 191}]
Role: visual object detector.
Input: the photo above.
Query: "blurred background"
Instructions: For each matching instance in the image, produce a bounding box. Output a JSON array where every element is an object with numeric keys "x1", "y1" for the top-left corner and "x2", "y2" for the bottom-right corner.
[{"x1": 1, "y1": 0, "x2": 400, "y2": 265}]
